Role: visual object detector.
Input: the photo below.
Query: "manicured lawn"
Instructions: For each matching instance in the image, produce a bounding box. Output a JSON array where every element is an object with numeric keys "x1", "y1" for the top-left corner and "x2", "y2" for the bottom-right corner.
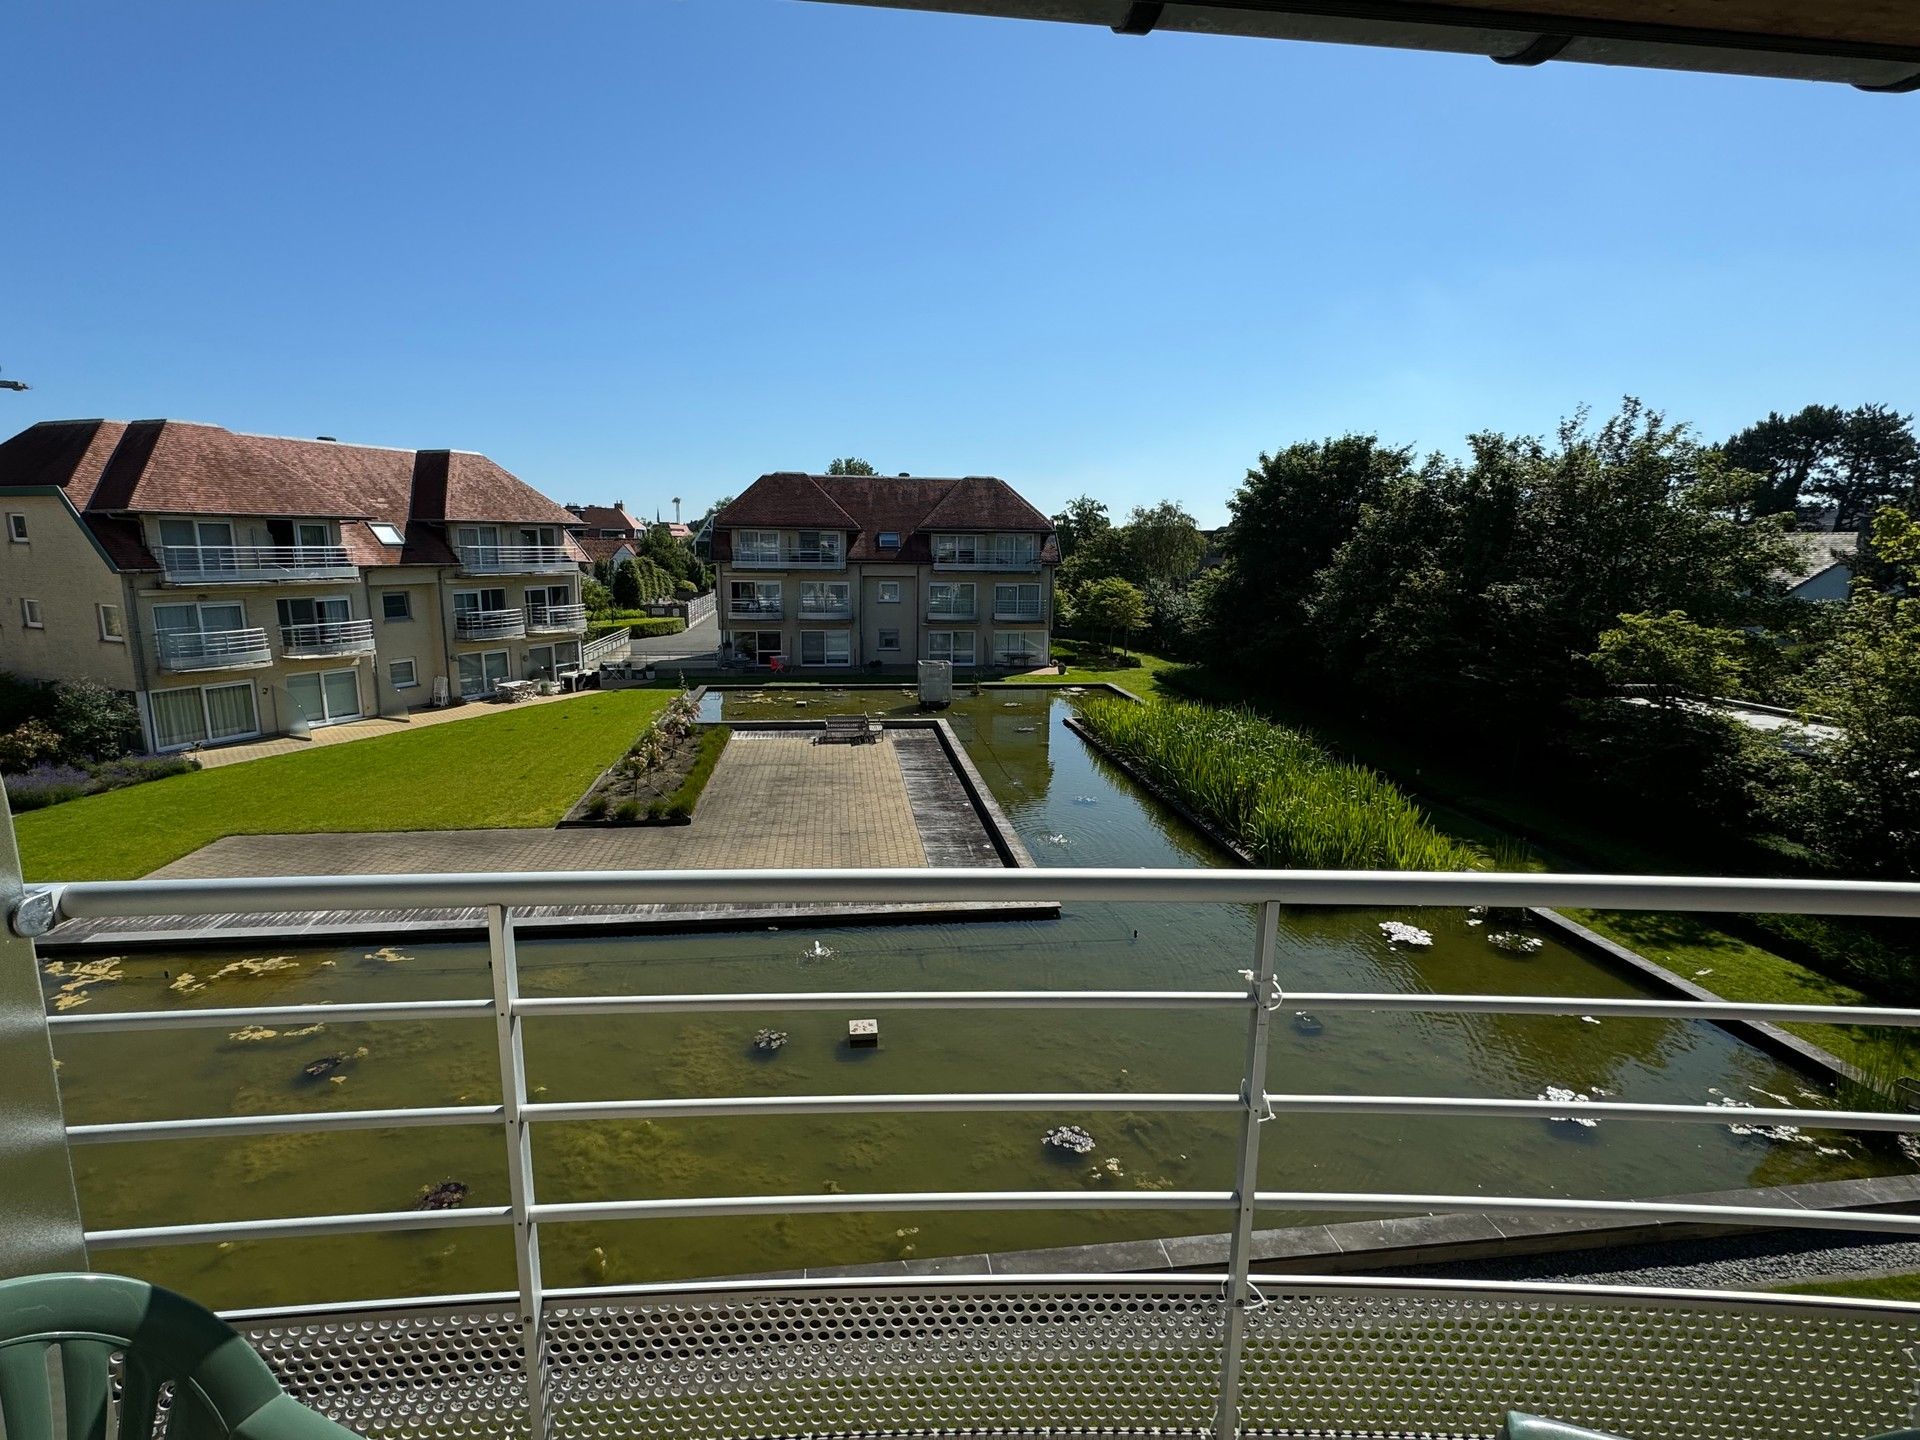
[
  {"x1": 1782, "y1": 1271, "x2": 1920, "y2": 1302},
  {"x1": 1005, "y1": 639, "x2": 1185, "y2": 699},
  {"x1": 17, "y1": 690, "x2": 673, "y2": 881}
]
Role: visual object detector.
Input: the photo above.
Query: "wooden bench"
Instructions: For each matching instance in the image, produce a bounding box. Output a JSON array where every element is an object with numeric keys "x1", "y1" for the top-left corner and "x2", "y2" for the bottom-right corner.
[{"x1": 818, "y1": 714, "x2": 881, "y2": 745}]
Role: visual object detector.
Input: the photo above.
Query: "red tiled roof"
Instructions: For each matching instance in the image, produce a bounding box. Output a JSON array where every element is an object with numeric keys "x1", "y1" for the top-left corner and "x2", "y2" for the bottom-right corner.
[
  {"x1": 714, "y1": 473, "x2": 1056, "y2": 563},
  {"x1": 567, "y1": 503, "x2": 643, "y2": 535},
  {"x1": 578, "y1": 536, "x2": 638, "y2": 565},
  {"x1": 0, "y1": 419, "x2": 586, "y2": 571}
]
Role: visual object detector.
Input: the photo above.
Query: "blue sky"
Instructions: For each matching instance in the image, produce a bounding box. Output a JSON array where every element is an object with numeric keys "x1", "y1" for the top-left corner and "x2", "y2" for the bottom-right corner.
[{"x1": 5, "y1": 1, "x2": 1917, "y2": 528}]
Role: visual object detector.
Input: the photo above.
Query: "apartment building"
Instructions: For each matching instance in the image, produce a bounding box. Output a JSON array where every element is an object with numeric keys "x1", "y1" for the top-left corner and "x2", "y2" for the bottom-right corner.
[
  {"x1": 0, "y1": 419, "x2": 589, "y2": 752},
  {"x1": 713, "y1": 473, "x2": 1057, "y2": 671}
]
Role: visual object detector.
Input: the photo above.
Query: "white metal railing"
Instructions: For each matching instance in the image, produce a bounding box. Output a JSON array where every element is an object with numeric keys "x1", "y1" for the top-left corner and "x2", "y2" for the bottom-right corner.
[
  {"x1": 934, "y1": 557, "x2": 1041, "y2": 572},
  {"x1": 279, "y1": 618, "x2": 376, "y2": 656},
  {"x1": 153, "y1": 626, "x2": 274, "y2": 671},
  {"x1": 993, "y1": 602, "x2": 1045, "y2": 620},
  {"x1": 797, "y1": 597, "x2": 853, "y2": 618},
  {"x1": 161, "y1": 544, "x2": 356, "y2": 583},
  {"x1": 21, "y1": 867, "x2": 1920, "y2": 1440},
  {"x1": 728, "y1": 597, "x2": 783, "y2": 617},
  {"x1": 927, "y1": 601, "x2": 977, "y2": 619},
  {"x1": 731, "y1": 550, "x2": 844, "y2": 569},
  {"x1": 457, "y1": 544, "x2": 576, "y2": 574},
  {"x1": 455, "y1": 607, "x2": 528, "y2": 640},
  {"x1": 526, "y1": 603, "x2": 588, "y2": 633},
  {"x1": 581, "y1": 628, "x2": 630, "y2": 666}
]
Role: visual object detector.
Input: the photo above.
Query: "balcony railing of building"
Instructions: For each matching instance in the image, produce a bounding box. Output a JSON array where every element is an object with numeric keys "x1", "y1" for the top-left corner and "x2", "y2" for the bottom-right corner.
[
  {"x1": 798, "y1": 596, "x2": 854, "y2": 619},
  {"x1": 526, "y1": 603, "x2": 589, "y2": 634},
  {"x1": 731, "y1": 549, "x2": 845, "y2": 570},
  {"x1": 153, "y1": 626, "x2": 274, "y2": 672},
  {"x1": 457, "y1": 545, "x2": 577, "y2": 575},
  {"x1": 161, "y1": 544, "x2": 357, "y2": 585},
  {"x1": 279, "y1": 619, "x2": 377, "y2": 658},
  {"x1": 992, "y1": 601, "x2": 1045, "y2": 621},
  {"x1": 455, "y1": 608, "x2": 528, "y2": 641},
  {"x1": 16, "y1": 867, "x2": 1920, "y2": 1440},
  {"x1": 728, "y1": 597, "x2": 784, "y2": 619},
  {"x1": 934, "y1": 554, "x2": 1041, "y2": 573},
  {"x1": 927, "y1": 600, "x2": 977, "y2": 620}
]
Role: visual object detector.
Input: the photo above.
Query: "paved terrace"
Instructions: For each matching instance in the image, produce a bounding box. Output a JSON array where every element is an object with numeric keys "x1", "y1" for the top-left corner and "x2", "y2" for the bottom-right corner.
[{"x1": 44, "y1": 730, "x2": 1049, "y2": 949}]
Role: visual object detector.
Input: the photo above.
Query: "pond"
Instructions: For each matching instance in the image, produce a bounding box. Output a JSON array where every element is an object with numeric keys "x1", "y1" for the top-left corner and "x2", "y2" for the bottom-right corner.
[{"x1": 46, "y1": 689, "x2": 1909, "y2": 1309}]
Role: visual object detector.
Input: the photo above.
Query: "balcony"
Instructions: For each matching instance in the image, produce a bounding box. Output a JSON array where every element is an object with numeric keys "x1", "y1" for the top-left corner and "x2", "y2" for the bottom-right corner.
[
  {"x1": 728, "y1": 597, "x2": 784, "y2": 620},
  {"x1": 797, "y1": 596, "x2": 854, "y2": 620},
  {"x1": 279, "y1": 619, "x2": 376, "y2": 658},
  {"x1": 458, "y1": 544, "x2": 577, "y2": 575},
  {"x1": 732, "y1": 549, "x2": 845, "y2": 570},
  {"x1": 153, "y1": 626, "x2": 273, "y2": 672},
  {"x1": 161, "y1": 544, "x2": 356, "y2": 585},
  {"x1": 455, "y1": 608, "x2": 528, "y2": 641},
  {"x1": 992, "y1": 601, "x2": 1045, "y2": 622},
  {"x1": 927, "y1": 601, "x2": 977, "y2": 621},
  {"x1": 526, "y1": 603, "x2": 588, "y2": 634},
  {"x1": 933, "y1": 555, "x2": 1040, "y2": 573},
  {"x1": 16, "y1": 867, "x2": 1920, "y2": 1440}
]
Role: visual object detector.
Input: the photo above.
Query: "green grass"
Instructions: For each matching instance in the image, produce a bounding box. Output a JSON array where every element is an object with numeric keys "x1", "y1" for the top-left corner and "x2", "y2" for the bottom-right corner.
[
  {"x1": 1781, "y1": 1272, "x2": 1920, "y2": 1302},
  {"x1": 16, "y1": 689, "x2": 674, "y2": 881},
  {"x1": 1003, "y1": 639, "x2": 1185, "y2": 699}
]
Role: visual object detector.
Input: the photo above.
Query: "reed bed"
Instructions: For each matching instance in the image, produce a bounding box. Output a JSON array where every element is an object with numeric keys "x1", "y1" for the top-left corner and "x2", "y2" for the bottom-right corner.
[{"x1": 1077, "y1": 696, "x2": 1482, "y2": 871}]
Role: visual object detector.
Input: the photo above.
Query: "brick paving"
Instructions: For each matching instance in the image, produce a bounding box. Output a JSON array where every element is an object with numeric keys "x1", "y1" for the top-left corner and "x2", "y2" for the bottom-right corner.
[{"x1": 149, "y1": 732, "x2": 927, "y2": 878}]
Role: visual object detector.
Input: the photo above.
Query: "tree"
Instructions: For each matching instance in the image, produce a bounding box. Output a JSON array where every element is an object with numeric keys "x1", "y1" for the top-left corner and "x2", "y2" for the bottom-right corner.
[
  {"x1": 1077, "y1": 576, "x2": 1148, "y2": 653},
  {"x1": 827, "y1": 457, "x2": 877, "y2": 475},
  {"x1": 641, "y1": 523, "x2": 692, "y2": 584},
  {"x1": 1051, "y1": 495, "x2": 1110, "y2": 562},
  {"x1": 582, "y1": 577, "x2": 613, "y2": 620},
  {"x1": 1826, "y1": 404, "x2": 1920, "y2": 528},
  {"x1": 1720, "y1": 403, "x2": 1920, "y2": 526},
  {"x1": 611, "y1": 559, "x2": 642, "y2": 610},
  {"x1": 48, "y1": 680, "x2": 140, "y2": 762},
  {"x1": 1721, "y1": 405, "x2": 1846, "y2": 520},
  {"x1": 1589, "y1": 610, "x2": 1748, "y2": 707},
  {"x1": 1124, "y1": 501, "x2": 1205, "y2": 584}
]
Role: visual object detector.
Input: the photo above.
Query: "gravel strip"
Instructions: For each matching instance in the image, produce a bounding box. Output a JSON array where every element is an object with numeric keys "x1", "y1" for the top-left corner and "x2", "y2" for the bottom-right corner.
[{"x1": 1406, "y1": 1231, "x2": 1920, "y2": 1292}]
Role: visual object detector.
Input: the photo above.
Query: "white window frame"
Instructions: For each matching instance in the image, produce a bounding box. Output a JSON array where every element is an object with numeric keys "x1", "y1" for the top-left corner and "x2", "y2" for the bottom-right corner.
[
  {"x1": 994, "y1": 582, "x2": 1044, "y2": 619},
  {"x1": 928, "y1": 581, "x2": 975, "y2": 617},
  {"x1": 381, "y1": 591, "x2": 412, "y2": 622},
  {"x1": 795, "y1": 529, "x2": 842, "y2": 563},
  {"x1": 877, "y1": 531, "x2": 901, "y2": 549},
  {"x1": 21, "y1": 598, "x2": 44, "y2": 629},
  {"x1": 992, "y1": 533, "x2": 1040, "y2": 567},
  {"x1": 98, "y1": 603, "x2": 125, "y2": 643},
  {"x1": 934, "y1": 533, "x2": 980, "y2": 565},
  {"x1": 798, "y1": 629, "x2": 850, "y2": 667},
  {"x1": 369, "y1": 521, "x2": 405, "y2": 547},
  {"x1": 734, "y1": 529, "x2": 779, "y2": 563},
  {"x1": 389, "y1": 658, "x2": 419, "y2": 690},
  {"x1": 150, "y1": 680, "x2": 262, "y2": 751},
  {"x1": 457, "y1": 649, "x2": 511, "y2": 698},
  {"x1": 285, "y1": 667, "x2": 364, "y2": 728},
  {"x1": 993, "y1": 630, "x2": 1047, "y2": 666},
  {"x1": 877, "y1": 627, "x2": 901, "y2": 651},
  {"x1": 877, "y1": 581, "x2": 901, "y2": 603},
  {"x1": 6, "y1": 513, "x2": 26, "y2": 543},
  {"x1": 729, "y1": 579, "x2": 781, "y2": 615},
  {"x1": 928, "y1": 630, "x2": 976, "y2": 666},
  {"x1": 800, "y1": 580, "x2": 850, "y2": 614}
]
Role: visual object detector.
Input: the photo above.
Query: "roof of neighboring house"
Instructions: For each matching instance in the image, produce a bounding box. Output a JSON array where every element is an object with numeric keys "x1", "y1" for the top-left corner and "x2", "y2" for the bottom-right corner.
[
  {"x1": 802, "y1": 1, "x2": 1920, "y2": 88},
  {"x1": 578, "y1": 536, "x2": 639, "y2": 566},
  {"x1": 1779, "y1": 530, "x2": 1860, "y2": 588},
  {"x1": 0, "y1": 419, "x2": 586, "y2": 571},
  {"x1": 567, "y1": 503, "x2": 642, "y2": 535},
  {"x1": 664, "y1": 521, "x2": 693, "y2": 540},
  {"x1": 714, "y1": 473, "x2": 1057, "y2": 563}
]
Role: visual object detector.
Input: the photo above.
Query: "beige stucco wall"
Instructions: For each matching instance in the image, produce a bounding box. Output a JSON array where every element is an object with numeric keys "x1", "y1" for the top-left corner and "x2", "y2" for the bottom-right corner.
[
  {"x1": 436, "y1": 570, "x2": 583, "y2": 695},
  {"x1": 0, "y1": 493, "x2": 140, "y2": 689}
]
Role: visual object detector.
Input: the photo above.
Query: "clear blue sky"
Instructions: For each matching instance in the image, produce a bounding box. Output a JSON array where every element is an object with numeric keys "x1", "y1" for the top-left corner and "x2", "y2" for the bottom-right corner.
[{"x1": 5, "y1": 1, "x2": 1917, "y2": 527}]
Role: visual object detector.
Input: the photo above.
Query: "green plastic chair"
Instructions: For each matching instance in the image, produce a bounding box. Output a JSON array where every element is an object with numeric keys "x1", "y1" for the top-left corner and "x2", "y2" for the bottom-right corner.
[{"x1": 0, "y1": 1273, "x2": 361, "y2": 1440}]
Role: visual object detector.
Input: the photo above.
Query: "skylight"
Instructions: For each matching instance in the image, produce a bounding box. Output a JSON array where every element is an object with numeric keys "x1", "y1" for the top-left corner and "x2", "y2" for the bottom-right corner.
[{"x1": 369, "y1": 521, "x2": 404, "y2": 546}]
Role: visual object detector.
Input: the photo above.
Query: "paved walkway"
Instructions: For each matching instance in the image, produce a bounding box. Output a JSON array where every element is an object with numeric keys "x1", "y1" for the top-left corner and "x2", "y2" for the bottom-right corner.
[{"x1": 193, "y1": 687, "x2": 596, "y2": 769}]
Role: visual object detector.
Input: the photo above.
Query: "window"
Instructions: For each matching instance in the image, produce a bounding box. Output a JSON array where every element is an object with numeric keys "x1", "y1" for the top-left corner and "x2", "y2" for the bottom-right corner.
[
  {"x1": 295, "y1": 521, "x2": 331, "y2": 549},
  {"x1": 800, "y1": 581, "x2": 850, "y2": 614},
  {"x1": 369, "y1": 521, "x2": 405, "y2": 547},
  {"x1": 98, "y1": 603, "x2": 125, "y2": 642},
  {"x1": 457, "y1": 650, "x2": 511, "y2": 697},
  {"x1": 994, "y1": 631, "x2": 1047, "y2": 666},
  {"x1": 729, "y1": 580, "x2": 780, "y2": 614},
  {"x1": 928, "y1": 630, "x2": 976, "y2": 665},
  {"x1": 734, "y1": 529, "x2": 779, "y2": 563},
  {"x1": 286, "y1": 669, "x2": 363, "y2": 727},
  {"x1": 795, "y1": 530, "x2": 842, "y2": 563},
  {"x1": 994, "y1": 583, "x2": 1043, "y2": 619},
  {"x1": 21, "y1": 598, "x2": 44, "y2": 628},
  {"x1": 6, "y1": 513, "x2": 26, "y2": 542},
  {"x1": 389, "y1": 658, "x2": 419, "y2": 689},
  {"x1": 877, "y1": 531, "x2": 900, "y2": 549},
  {"x1": 934, "y1": 533, "x2": 979, "y2": 565},
  {"x1": 877, "y1": 627, "x2": 900, "y2": 651},
  {"x1": 928, "y1": 582, "x2": 974, "y2": 617},
  {"x1": 151, "y1": 681, "x2": 260, "y2": 750},
  {"x1": 277, "y1": 595, "x2": 351, "y2": 629},
  {"x1": 799, "y1": 630, "x2": 850, "y2": 666},
  {"x1": 877, "y1": 581, "x2": 900, "y2": 603},
  {"x1": 381, "y1": 591, "x2": 412, "y2": 621},
  {"x1": 991, "y1": 533, "x2": 1041, "y2": 568}
]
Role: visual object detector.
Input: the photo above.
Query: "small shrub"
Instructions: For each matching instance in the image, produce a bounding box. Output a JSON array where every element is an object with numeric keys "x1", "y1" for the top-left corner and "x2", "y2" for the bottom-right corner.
[
  {"x1": 88, "y1": 754, "x2": 197, "y2": 788},
  {"x1": 612, "y1": 798, "x2": 642, "y2": 824},
  {"x1": 584, "y1": 793, "x2": 609, "y2": 819},
  {"x1": 49, "y1": 680, "x2": 141, "y2": 762},
  {"x1": 5, "y1": 764, "x2": 95, "y2": 813},
  {"x1": 0, "y1": 719, "x2": 65, "y2": 773}
]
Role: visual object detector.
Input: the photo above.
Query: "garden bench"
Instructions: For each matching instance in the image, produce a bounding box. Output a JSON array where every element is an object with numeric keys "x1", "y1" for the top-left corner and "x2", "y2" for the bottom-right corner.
[{"x1": 818, "y1": 714, "x2": 880, "y2": 745}]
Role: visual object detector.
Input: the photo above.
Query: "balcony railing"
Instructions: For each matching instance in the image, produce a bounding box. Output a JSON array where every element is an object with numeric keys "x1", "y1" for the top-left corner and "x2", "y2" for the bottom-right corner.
[
  {"x1": 992, "y1": 601, "x2": 1045, "y2": 621},
  {"x1": 927, "y1": 600, "x2": 977, "y2": 620},
  {"x1": 798, "y1": 596, "x2": 853, "y2": 619},
  {"x1": 526, "y1": 603, "x2": 588, "y2": 634},
  {"x1": 731, "y1": 550, "x2": 845, "y2": 569},
  {"x1": 161, "y1": 544, "x2": 356, "y2": 584},
  {"x1": 455, "y1": 608, "x2": 527, "y2": 640},
  {"x1": 153, "y1": 626, "x2": 273, "y2": 672},
  {"x1": 19, "y1": 868, "x2": 1920, "y2": 1440},
  {"x1": 457, "y1": 544, "x2": 577, "y2": 575},
  {"x1": 279, "y1": 619, "x2": 376, "y2": 657},
  {"x1": 934, "y1": 555, "x2": 1040, "y2": 572},
  {"x1": 728, "y1": 597, "x2": 784, "y2": 619}
]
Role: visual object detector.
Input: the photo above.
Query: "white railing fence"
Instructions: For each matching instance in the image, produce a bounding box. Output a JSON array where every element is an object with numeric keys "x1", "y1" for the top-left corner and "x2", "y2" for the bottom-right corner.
[
  {"x1": 19, "y1": 867, "x2": 1920, "y2": 1440},
  {"x1": 580, "y1": 628, "x2": 631, "y2": 667}
]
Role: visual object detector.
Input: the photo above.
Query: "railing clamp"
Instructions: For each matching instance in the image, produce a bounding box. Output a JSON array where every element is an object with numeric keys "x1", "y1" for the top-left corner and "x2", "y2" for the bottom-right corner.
[{"x1": 9, "y1": 886, "x2": 57, "y2": 939}]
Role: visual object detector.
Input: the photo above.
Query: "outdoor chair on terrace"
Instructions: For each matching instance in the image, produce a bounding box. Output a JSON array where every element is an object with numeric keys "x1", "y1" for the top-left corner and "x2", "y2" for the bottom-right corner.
[{"x1": 0, "y1": 1273, "x2": 361, "y2": 1440}]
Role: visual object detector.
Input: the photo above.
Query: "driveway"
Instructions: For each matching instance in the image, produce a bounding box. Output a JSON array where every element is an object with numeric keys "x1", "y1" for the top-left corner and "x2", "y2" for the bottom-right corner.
[{"x1": 628, "y1": 606, "x2": 717, "y2": 666}]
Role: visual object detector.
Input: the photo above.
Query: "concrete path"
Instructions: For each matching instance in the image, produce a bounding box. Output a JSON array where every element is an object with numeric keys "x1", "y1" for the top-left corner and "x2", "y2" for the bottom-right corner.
[{"x1": 627, "y1": 607, "x2": 718, "y2": 667}]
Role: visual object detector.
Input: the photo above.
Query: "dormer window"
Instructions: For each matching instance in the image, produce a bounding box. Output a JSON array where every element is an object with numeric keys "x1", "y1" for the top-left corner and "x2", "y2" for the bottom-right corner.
[{"x1": 878, "y1": 531, "x2": 901, "y2": 549}]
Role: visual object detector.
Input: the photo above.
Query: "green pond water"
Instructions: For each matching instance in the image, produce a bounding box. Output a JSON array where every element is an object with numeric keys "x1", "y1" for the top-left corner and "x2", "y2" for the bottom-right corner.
[{"x1": 45, "y1": 690, "x2": 1910, "y2": 1309}]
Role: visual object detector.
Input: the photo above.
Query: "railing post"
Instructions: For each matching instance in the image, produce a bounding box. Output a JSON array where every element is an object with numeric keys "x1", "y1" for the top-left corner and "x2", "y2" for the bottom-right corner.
[
  {"x1": 487, "y1": 905, "x2": 548, "y2": 1440},
  {"x1": 1215, "y1": 899, "x2": 1281, "y2": 1440}
]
